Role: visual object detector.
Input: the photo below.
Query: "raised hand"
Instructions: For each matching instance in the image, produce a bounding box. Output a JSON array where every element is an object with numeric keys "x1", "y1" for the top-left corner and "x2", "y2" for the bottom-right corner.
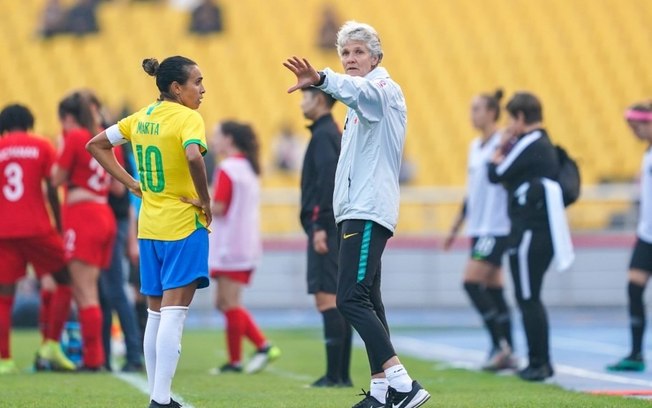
[{"x1": 283, "y1": 56, "x2": 321, "y2": 93}]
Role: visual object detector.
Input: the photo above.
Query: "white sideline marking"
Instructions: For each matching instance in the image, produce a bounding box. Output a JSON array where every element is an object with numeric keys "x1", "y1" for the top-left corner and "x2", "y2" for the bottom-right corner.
[
  {"x1": 391, "y1": 336, "x2": 652, "y2": 389},
  {"x1": 552, "y1": 336, "x2": 624, "y2": 357},
  {"x1": 266, "y1": 366, "x2": 315, "y2": 383},
  {"x1": 113, "y1": 372, "x2": 195, "y2": 408}
]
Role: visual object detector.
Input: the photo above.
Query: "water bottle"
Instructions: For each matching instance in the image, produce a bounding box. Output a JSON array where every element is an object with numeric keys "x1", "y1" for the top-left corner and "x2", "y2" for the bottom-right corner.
[{"x1": 60, "y1": 321, "x2": 83, "y2": 367}]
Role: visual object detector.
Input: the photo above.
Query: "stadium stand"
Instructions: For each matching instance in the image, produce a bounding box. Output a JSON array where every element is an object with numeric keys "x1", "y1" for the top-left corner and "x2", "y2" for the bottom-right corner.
[{"x1": 0, "y1": 0, "x2": 650, "y2": 233}]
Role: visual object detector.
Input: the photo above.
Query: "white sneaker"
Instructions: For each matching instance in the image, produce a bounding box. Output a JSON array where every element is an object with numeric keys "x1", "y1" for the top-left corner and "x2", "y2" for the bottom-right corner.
[
  {"x1": 482, "y1": 341, "x2": 518, "y2": 371},
  {"x1": 386, "y1": 380, "x2": 430, "y2": 408},
  {"x1": 244, "y1": 345, "x2": 281, "y2": 374}
]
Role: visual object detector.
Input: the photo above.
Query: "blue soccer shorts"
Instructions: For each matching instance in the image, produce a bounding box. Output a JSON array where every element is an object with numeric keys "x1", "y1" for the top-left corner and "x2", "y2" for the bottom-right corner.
[{"x1": 139, "y1": 228, "x2": 210, "y2": 296}]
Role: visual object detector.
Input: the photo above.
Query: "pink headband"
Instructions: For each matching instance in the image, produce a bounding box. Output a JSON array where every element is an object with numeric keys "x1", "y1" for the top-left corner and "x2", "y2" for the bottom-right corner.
[{"x1": 625, "y1": 109, "x2": 652, "y2": 122}]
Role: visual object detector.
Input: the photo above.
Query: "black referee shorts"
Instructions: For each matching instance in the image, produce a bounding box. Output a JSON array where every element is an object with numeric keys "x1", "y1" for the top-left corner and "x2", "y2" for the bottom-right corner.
[
  {"x1": 629, "y1": 238, "x2": 652, "y2": 274},
  {"x1": 470, "y1": 235, "x2": 509, "y2": 267},
  {"x1": 306, "y1": 226, "x2": 339, "y2": 294}
]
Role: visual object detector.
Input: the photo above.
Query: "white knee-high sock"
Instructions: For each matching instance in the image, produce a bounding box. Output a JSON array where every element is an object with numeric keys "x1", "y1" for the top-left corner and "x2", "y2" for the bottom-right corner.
[
  {"x1": 151, "y1": 306, "x2": 188, "y2": 405},
  {"x1": 144, "y1": 309, "x2": 161, "y2": 397}
]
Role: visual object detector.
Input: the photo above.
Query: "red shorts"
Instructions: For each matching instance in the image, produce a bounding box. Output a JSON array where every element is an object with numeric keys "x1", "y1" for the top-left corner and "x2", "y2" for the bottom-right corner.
[
  {"x1": 62, "y1": 201, "x2": 116, "y2": 269},
  {"x1": 0, "y1": 230, "x2": 66, "y2": 284},
  {"x1": 210, "y1": 269, "x2": 253, "y2": 284}
]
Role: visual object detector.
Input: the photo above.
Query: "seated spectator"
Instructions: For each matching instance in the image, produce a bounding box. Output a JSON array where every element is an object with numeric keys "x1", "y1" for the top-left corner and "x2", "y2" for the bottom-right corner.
[
  {"x1": 189, "y1": 0, "x2": 223, "y2": 35},
  {"x1": 316, "y1": 4, "x2": 339, "y2": 51},
  {"x1": 272, "y1": 122, "x2": 304, "y2": 173},
  {"x1": 39, "y1": 0, "x2": 66, "y2": 38},
  {"x1": 65, "y1": 0, "x2": 99, "y2": 36}
]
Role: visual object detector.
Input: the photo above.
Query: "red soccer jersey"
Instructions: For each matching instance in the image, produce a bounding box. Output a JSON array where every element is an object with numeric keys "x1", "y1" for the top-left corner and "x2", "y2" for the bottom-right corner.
[
  {"x1": 0, "y1": 131, "x2": 57, "y2": 238},
  {"x1": 56, "y1": 127, "x2": 118, "y2": 196}
]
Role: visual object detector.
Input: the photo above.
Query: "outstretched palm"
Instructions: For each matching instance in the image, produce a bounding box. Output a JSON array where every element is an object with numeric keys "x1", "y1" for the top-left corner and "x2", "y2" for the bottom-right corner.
[{"x1": 283, "y1": 56, "x2": 320, "y2": 93}]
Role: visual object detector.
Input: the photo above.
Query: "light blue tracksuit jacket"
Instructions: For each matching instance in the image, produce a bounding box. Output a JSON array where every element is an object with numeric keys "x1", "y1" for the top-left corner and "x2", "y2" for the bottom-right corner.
[{"x1": 318, "y1": 66, "x2": 407, "y2": 233}]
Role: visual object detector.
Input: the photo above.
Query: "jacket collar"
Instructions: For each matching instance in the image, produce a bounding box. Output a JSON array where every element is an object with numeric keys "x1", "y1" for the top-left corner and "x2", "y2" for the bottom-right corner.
[
  {"x1": 308, "y1": 113, "x2": 334, "y2": 131},
  {"x1": 365, "y1": 66, "x2": 389, "y2": 80}
]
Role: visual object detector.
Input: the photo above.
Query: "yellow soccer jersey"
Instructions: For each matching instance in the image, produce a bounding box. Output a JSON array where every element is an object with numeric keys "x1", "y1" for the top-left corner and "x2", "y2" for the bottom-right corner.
[{"x1": 117, "y1": 100, "x2": 208, "y2": 240}]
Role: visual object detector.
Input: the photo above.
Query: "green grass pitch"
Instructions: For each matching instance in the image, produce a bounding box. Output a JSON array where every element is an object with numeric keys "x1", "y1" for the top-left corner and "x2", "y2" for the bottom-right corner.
[{"x1": 3, "y1": 328, "x2": 650, "y2": 407}]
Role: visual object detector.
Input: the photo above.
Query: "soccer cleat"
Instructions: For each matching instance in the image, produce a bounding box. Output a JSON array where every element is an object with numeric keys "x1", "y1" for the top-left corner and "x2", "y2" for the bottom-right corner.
[
  {"x1": 482, "y1": 344, "x2": 519, "y2": 371},
  {"x1": 244, "y1": 345, "x2": 281, "y2": 374},
  {"x1": 385, "y1": 380, "x2": 431, "y2": 408},
  {"x1": 209, "y1": 363, "x2": 243, "y2": 375},
  {"x1": 76, "y1": 365, "x2": 106, "y2": 373},
  {"x1": 518, "y1": 363, "x2": 554, "y2": 381},
  {"x1": 0, "y1": 359, "x2": 17, "y2": 374},
  {"x1": 121, "y1": 361, "x2": 145, "y2": 373},
  {"x1": 606, "y1": 356, "x2": 645, "y2": 372},
  {"x1": 352, "y1": 389, "x2": 385, "y2": 408},
  {"x1": 35, "y1": 340, "x2": 77, "y2": 371},
  {"x1": 311, "y1": 375, "x2": 340, "y2": 388},
  {"x1": 148, "y1": 398, "x2": 182, "y2": 408}
]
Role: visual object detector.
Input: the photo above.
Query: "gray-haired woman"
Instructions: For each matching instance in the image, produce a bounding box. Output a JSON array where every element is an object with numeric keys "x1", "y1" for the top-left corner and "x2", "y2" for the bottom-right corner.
[{"x1": 284, "y1": 21, "x2": 430, "y2": 408}]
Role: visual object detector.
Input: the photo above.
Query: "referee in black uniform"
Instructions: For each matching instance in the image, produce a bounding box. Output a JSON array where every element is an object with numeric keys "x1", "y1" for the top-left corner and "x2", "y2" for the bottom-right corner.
[
  {"x1": 299, "y1": 87, "x2": 352, "y2": 387},
  {"x1": 488, "y1": 92, "x2": 560, "y2": 381}
]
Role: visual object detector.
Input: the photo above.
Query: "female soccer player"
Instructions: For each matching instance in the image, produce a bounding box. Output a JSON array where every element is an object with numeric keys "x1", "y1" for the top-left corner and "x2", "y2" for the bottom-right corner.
[
  {"x1": 445, "y1": 90, "x2": 516, "y2": 371},
  {"x1": 87, "y1": 56, "x2": 211, "y2": 408},
  {"x1": 52, "y1": 92, "x2": 120, "y2": 371},
  {"x1": 607, "y1": 102, "x2": 652, "y2": 372},
  {"x1": 0, "y1": 104, "x2": 75, "y2": 374},
  {"x1": 208, "y1": 121, "x2": 279, "y2": 375},
  {"x1": 488, "y1": 92, "x2": 572, "y2": 381}
]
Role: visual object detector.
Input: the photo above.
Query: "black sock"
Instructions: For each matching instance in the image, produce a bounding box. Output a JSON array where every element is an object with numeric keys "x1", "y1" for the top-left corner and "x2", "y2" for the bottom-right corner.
[
  {"x1": 135, "y1": 300, "x2": 148, "y2": 344},
  {"x1": 464, "y1": 282, "x2": 502, "y2": 349},
  {"x1": 628, "y1": 282, "x2": 646, "y2": 358},
  {"x1": 322, "y1": 307, "x2": 346, "y2": 381},
  {"x1": 487, "y1": 287, "x2": 513, "y2": 349},
  {"x1": 340, "y1": 321, "x2": 353, "y2": 382}
]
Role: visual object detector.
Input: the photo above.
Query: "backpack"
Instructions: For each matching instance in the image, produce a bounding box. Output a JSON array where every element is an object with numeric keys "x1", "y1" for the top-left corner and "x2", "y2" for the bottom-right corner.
[{"x1": 555, "y1": 145, "x2": 581, "y2": 207}]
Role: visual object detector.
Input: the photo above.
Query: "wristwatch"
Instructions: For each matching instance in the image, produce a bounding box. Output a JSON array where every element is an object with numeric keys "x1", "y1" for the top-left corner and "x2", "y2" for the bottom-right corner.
[{"x1": 315, "y1": 71, "x2": 326, "y2": 87}]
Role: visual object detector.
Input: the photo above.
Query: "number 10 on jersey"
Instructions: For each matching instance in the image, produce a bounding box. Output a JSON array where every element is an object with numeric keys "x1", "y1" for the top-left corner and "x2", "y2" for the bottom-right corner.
[{"x1": 135, "y1": 144, "x2": 165, "y2": 193}]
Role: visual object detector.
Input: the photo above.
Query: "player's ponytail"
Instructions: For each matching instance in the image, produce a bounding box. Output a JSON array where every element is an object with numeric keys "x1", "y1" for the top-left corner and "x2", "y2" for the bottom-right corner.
[
  {"x1": 480, "y1": 88, "x2": 504, "y2": 122},
  {"x1": 58, "y1": 92, "x2": 97, "y2": 136},
  {"x1": 143, "y1": 55, "x2": 197, "y2": 102},
  {"x1": 220, "y1": 120, "x2": 261, "y2": 176}
]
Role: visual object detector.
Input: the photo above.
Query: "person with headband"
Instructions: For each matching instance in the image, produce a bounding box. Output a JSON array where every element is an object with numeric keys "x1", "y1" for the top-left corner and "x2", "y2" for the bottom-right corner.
[
  {"x1": 445, "y1": 89, "x2": 516, "y2": 372},
  {"x1": 284, "y1": 20, "x2": 430, "y2": 408},
  {"x1": 607, "y1": 102, "x2": 652, "y2": 372},
  {"x1": 87, "y1": 55, "x2": 210, "y2": 408}
]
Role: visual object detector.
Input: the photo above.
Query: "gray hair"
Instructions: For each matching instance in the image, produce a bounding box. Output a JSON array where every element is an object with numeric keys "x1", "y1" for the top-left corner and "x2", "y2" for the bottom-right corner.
[{"x1": 336, "y1": 21, "x2": 383, "y2": 63}]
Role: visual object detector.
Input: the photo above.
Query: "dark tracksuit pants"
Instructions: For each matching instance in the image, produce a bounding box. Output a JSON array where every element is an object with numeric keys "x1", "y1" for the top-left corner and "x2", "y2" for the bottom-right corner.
[
  {"x1": 336, "y1": 219, "x2": 395, "y2": 375},
  {"x1": 508, "y1": 224, "x2": 554, "y2": 367}
]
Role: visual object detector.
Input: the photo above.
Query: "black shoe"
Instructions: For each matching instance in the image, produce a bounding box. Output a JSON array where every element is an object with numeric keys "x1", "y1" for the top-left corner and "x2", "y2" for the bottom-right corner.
[
  {"x1": 518, "y1": 363, "x2": 554, "y2": 381},
  {"x1": 122, "y1": 361, "x2": 144, "y2": 373},
  {"x1": 76, "y1": 365, "x2": 106, "y2": 373},
  {"x1": 311, "y1": 375, "x2": 340, "y2": 387},
  {"x1": 339, "y1": 378, "x2": 354, "y2": 388},
  {"x1": 209, "y1": 363, "x2": 243, "y2": 375},
  {"x1": 148, "y1": 398, "x2": 181, "y2": 408},
  {"x1": 385, "y1": 380, "x2": 431, "y2": 408},
  {"x1": 352, "y1": 389, "x2": 384, "y2": 408}
]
